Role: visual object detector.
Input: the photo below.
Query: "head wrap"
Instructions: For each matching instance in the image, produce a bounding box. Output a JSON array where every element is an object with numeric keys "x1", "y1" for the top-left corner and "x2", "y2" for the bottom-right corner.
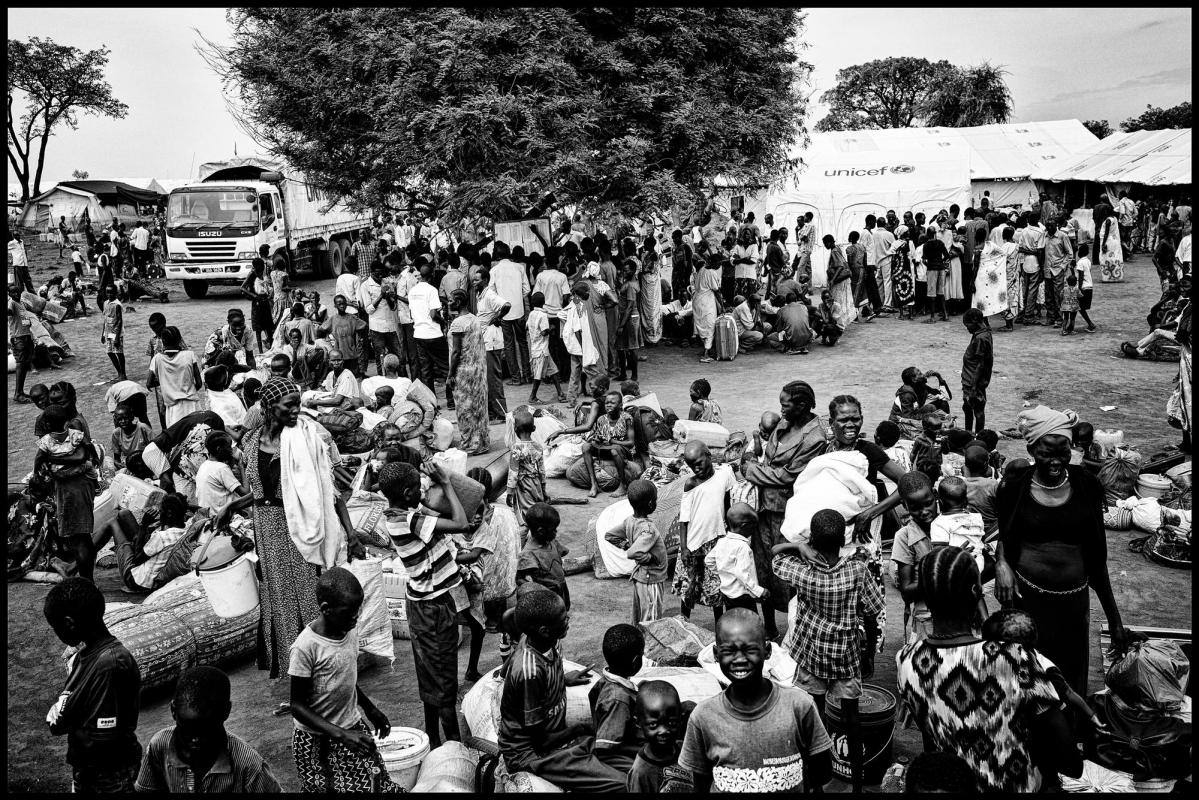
[
  {"x1": 260, "y1": 377, "x2": 299, "y2": 409},
  {"x1": 584, "y1": 261, "x2": 601, "y2": 279},
  {"x1": 1017, "y1": 405, "x2": 1078, "y2": 446}
]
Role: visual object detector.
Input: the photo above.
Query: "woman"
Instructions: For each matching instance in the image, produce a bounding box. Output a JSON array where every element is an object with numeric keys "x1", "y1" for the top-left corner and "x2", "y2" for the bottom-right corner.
[
  {"x1": 215, "y1": 378, "x2": 355, "y2": 679},
  {"x1": 545, "y1": 375, "x2": 610, "y2": 477},
  {"x1": 273, "y1": 302, "x2": 315, "y2": 349},
  {"x1": 743, "y1": 380, "x2": 829, "y2": 641},
  {"x1": 616, "y1": 261, "x2": 643, "y2": 382},
  {"x1": 994, "y1": 404, "x2": 1136, "y2": 698},
  {"x1": 824, "y1": 236, "x2": 856, "y2": 328},
  {"x1": 1098, "y1": 213, "x2": 1124, "y2": 282},
  {"x1": 637, "y1": 234, "x2": 663, "y2": 345},
  {"x1": 941, "y1": 222, "x2": 965, "y2": 306},
  {"x1": 270, "y1": 258, "x2": 290, "y2": 325},
  {"x1": 691, "y1": 254, "x2": 724, "y2": 364},
  {"x1": 1175, "y1": 292, "x2": 1192, "y2": 453},
  {"x1": 972, "y1": 237, "x2": 1009, "y2": 319},
  {"x1": 581, "y1": 263, "x2": 618, "y2": 380},
  {"x1": 890, "y1": 227, "x2": 916, "y2": 318},
  {"x1": 896, "y1": 547, "x2": 1082, "y2": 792},
  {"x1": 146, "y1": 327, "x2": 204, "y2": 426},
  {"x1": 446, "y1": 290, "x2": 489, "y2": 455},
  {"x1": 240, "y1": 257, "x2": 275, "y2": 351}
]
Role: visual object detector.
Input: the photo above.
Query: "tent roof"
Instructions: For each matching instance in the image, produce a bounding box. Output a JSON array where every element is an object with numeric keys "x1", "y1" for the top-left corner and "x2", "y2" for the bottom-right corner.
[
  {"x1": 197, "y1": 155, "x2": 284, "y2": 181},
  {"x1": 1045, "y1": 128, "x2": 1192, "y2": 186},
  {"x1": 31, "y1": 180, "x2": 164, "y2": 205},
  {"x1": 805, "y1": 120, "x2": 1099, "y2": 181}
]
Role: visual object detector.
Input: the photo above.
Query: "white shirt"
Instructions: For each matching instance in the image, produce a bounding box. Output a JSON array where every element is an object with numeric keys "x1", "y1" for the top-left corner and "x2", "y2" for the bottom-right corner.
[
  {"x1": 9, "y1": 239, "x2": 28, "y2": 267},
  {"x1": 475, "y1": 286, "x2": 506, "y2": 351},
  {"x1": 678, "y1": 464, "x2": 736, "y2": 551},
  {"x1": 1075, "y1": 256, "x2": 1094, "y2": 290},
  {"x1": 527, "y1": 308, "x2": 551, "y2": 359},
  {"x1": 705, "y1": 532, "x2": 765, "y2": 600},
  {"x1": 872, "y1": 227, "x2": 895, "y2": 268},
  {"x1": 562, "y1": 300, "x2": 584, "y2": 357},
  {"x1": 358, "y1": 277, "x2": 396, "y2": 333},
  {"x1": 131, "y1": 227, "x2": 150, "y2": 250},
  {"x1": 322, "y1": 367, "x2": 363, "y2": 402},
  {"x1": 408, "y1": 281, "x2": 443, "y2": 339},
  {"x1": 860, "y1": 228, "x2": 876, "y2": 266},
  {"x1": 732, "y1": 243, "x2": 759, "y2": 280},
  {"x1": 490, "y1": 259, "x2": 529, "y2": 321},
  {"x1": 1177, "y1": 234, "x2": 1192, "y2": 266},
  {"x1": 334, "y1": 273, "x2": 361, "y2": 313},
  {"x1": 361, "y1": 375, "x2": 411, "y2": 403},
  {"x1": 533, "y1": 268, "x2": 571, "y2": 316},
  {"x1": 194, "y1": 461, "x2": 243, "y2": 514}
]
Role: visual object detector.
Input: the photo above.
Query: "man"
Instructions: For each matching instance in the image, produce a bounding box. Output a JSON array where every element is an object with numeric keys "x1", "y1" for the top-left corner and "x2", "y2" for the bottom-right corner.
[
  {"x1": 960, "y1": 207, "x2": 989, "y2": 307},
  {"x1": 555, "y1": 218, "x2": 584, "y2": 249},
  {"x1": 860, "y1": 216, "x2": 880, "y2": 314},
  {"x1": 766, "y1": 292, "x2": 813, "y2": 355},
  {"x1": 390, "y1": 252, "x2": 423, "y2": 378},
  {"x1": 473, "y1": 268, "x2": 510, "y2": 421},
  {"x1": 57, "y1": 215, "x2": 70, "y2": 259},
  {"x1": 304, "y1": 349, "x2": 363, "y2": 410},
  {"x1": 1116, "y1": 191, "x2": 1138, "y2": 260},
  {"x1": 438, "y1": 252, "x2": 471, "y2": 306},
  {"x1": 731, "y1": 294, "x2": 768, "y2": 352},
  {"x1": 533, "y1": 249, "x2": 572, "y2": 379},
  {"x1": 763, "y1": 228, "x2": 787, "y2": 299},
  {"x1": 317, "y1": 295, "x2": 368, "y2": 377},
  {"x1": 960, "y1": 309, "x2": 993, "y2": 434},
  {"x1": 334, "y1": 256, "x2": 361, "y2": 315},
  {"x1": 1043, "y1": 220, "x2": 1074, "y2": 327},
  {"x1": 921, "y1": 226, "x2": 951, "y2": 323},
  {"x1": 1039, "y1": 192, "x2": 1060, "y2": 227},
  {"x1": 358, "y1": 263, "x2": 401, "y2": 375},
  {"x1": 1015, "y1": 214, "x2": 1046, "y2": 324},
  {"x1": 9, "y1": 232, "x2": 34, "y2": 293},
  {"x1": 130, "y1": 221, "x2": 151, "y2": 277},
  {"x1": 669, "y1": 228, "x2": 694, "y2": 304},
  {"x1": 8, "y1": 283, "x2": 34, "y2": 403},
  {"x1": 410, "y1": 262, "x2": 450, "y2": 404},
  {"x1": 742, "y1": 211, "x2": 762, "y2": 249},
  {"x1": 870, "y1": 216, "x2": 895, "y2": 311},
  {"x1": 795, "y1": 212, "x2": 816, "y2": 282},
  {"x1": 202, "y1": 310, "x2": 256, "y2": 370},
  {"x1": 490, "y1": 241, "x2": 532, "y2": 385}
]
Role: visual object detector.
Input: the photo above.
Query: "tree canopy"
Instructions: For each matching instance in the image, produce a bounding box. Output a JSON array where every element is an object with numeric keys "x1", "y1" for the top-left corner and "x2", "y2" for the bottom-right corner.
[
  {"x1": 7, "y1": 37, "x2": 128, "y2": 202},
  {"x1": 1082, "y1": 119, "x2": 1113, "y2": 139},
  {"x1": 815, "y1": 57, "x2": 1012, "y2": 132},
  {"x1": 205, "y1": 8, "x2": 810, "y2": 224},
  {"x1": 1120, "y1": 101, "x2": 1190, "y2": 133}
]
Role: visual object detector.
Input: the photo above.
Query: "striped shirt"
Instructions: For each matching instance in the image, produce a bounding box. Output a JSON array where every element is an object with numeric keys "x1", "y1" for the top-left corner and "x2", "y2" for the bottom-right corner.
[
  {"x1": 130, "y1": 526, "x2": 188, "y2": 589},
  {"x1": 385, "y1": 508, "x2": 461, "y2": 601},
  {"x1": 498, "y1": 642, "x2": 567, "y2": 771},
  {"x1": 135, "y1": 727, "x2": 282, "y2": 793}
]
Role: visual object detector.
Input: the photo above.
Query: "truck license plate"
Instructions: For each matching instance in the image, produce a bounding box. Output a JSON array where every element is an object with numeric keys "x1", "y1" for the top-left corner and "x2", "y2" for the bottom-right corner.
[{"x1": 203, "y1": 267, "x2": 222, "y2": 273}]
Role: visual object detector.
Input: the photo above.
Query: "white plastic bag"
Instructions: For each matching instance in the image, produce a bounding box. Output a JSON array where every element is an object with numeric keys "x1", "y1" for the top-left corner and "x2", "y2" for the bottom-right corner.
[
  {"x1": 543, "y1": 436, "x2": 584, "y2": 478},
  {"x1": 504, "y1": 408, "x2": 565, "y2": 450},
  {"x1": 1059, "y1": 760, "x2": 1136, "y2": 793},
  {"x1": 593, "y1": 500, "x2": 636, "y2": 578},
  {"x1": 346, "y1": 557, "x2": 394, "y2": 665},
  {"x1": 780, "y1": 451, "x2": 881, "y2": 554}
]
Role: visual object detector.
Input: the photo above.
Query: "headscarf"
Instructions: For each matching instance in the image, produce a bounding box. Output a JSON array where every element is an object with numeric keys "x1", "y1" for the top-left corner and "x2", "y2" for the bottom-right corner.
[
  {"x1": 260, "y1": 377, "x2": 299, "y2": 409},
  {"x1": 1016, "y1": 405, "x2": 1078, "y2": 446},
  {"x1": 584, "y1": 261, "x2": 601, "y2": 280}
]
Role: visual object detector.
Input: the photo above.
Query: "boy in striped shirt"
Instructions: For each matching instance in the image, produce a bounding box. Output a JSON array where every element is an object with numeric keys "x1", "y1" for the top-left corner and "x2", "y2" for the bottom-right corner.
[{"x1": 379, "y1": 461, "x2": 471, "y2": 748}]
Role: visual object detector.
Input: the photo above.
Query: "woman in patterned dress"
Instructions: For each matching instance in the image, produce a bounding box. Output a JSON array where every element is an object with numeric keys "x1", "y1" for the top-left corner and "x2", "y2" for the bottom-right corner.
[
  {"x1": 890, "y1": 228, "x2": 916, "y2": 318},
  {"x1": 1098, "y1": 215, "x2": 1124, "y2": 282},
  {"x1": 445, "y1": 290, "x2": 489, "y2": 455},
  {"x1": 637, "y1": 234, "x2": 663, "y2": 344},
  {"x1": 214, "y1": 377, "x2": 354, "y2": 679}
]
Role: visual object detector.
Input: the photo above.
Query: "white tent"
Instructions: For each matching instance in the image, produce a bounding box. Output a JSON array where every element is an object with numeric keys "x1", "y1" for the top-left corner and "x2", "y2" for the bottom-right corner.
[
  {"x1": 1045, "y1": 128, "x2": 1191, "y2": 187},
  {"x1": 15, "y1": 180, "x2": 163, "y2": 230}
]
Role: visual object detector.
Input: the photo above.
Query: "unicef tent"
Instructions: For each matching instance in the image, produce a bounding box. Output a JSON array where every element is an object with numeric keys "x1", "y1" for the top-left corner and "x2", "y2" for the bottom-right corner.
[{"x1": 1046, "y1": 128, "x2": 1191, "y2": 188}]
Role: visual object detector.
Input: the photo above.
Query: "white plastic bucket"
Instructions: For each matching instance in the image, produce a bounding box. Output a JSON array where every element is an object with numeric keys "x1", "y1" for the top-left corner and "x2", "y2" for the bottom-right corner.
[
  {"x1": 376, "y1": 727, "x2": 430, "y2": 790},
  {"x1": 197, "y1": 554, "x2": 259, "y2": 619},
  {"x1": 1136, "y1": 473, "x2": 1172, "y2": 499}
]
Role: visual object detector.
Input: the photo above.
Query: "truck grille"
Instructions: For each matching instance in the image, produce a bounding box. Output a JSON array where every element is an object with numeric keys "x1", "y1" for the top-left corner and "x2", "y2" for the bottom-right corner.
[{"x1": 184, "y1": 240, "x2": 238, "y2": 260}]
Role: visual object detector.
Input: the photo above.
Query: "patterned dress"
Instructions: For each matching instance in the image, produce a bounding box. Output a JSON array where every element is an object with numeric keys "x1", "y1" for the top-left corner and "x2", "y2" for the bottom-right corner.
[
  {"x1": 448, "y1": 312, "x2": 489, "y2": 453},
  {"x1": 890, "y1": 241, "x2": 915, "y2": 306},
  {"x1": 692, "y1": 398, "x2": 722, "y2": 424},
  {"x1": 243, "y1": 427, "x2": 322, "y2": 679},
  {"x1": 507, "y1": 439, "x2": 547, "y2": 525},
  {"x1": 639, "y1": 249, "x2": 663, "y2": 343}
]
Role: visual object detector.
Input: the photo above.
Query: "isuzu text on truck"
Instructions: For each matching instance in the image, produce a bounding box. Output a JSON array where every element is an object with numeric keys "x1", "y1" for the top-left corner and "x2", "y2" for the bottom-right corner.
[{"x1": 163, "y1": 156, "x2": 372, "y2": 298}]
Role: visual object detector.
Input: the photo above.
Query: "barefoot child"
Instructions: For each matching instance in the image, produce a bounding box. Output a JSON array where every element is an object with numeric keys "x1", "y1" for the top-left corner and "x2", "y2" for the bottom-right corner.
[
  {"x1": 929, "y1": 476, "x2": 988, "y2": 572},
  {"x1": 526, "y1": 292, "x2": 565, "y2": 404},
  {"x1": 890, "y1": 472, "x2": 936, "y2": 644},
  {"x1": 751, "y1": 410, "x2": 780, "y2": 459},
  {"x1": 581, "y1": 391, "x2": 635, "y2": 498},
  {"x1": 194, "y1": 431, "x2": 247, "y2": 514},
  {"x1": 507, "y1": 408, "x2": 547, "y2": 527},
  {"x1": 589, "y1": 623, "x2": 645, "y2": 771},
  {"x1": 603, "y1": 479, "x2": 668, "y2": 624},
  {"x1": 678, "y1": 608, "x2": 834, "y2": 792},
  {"x1": 706, "y1": 502, "x2": 768, "y2": 622},
  {"x1": 517, "y1": 502, "x2": 570, "y2": 610},
  {"x1": 44, "y1": 578, "x2": 143, "y2": 793},
  {"x1": 101, "y1": 284, "x2": 127, "y2": 381},
  {"x1": 288, "y1": 567, "x2": 405, "y2": 792},
  {"x1": 627, "y1": 680, "x2": 690, "y2": 793},
  {"x1": 498, "y1": 589, "x2": 625, "y2": 791}
]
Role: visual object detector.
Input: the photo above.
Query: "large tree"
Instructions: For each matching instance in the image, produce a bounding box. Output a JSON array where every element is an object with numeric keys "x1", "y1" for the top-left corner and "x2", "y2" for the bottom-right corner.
[
  {"x1": 815, "y1": 57, "x2": 1012, "y2": 131},
  {"x1": 7, "y1": 37, "x2": 128, "y2": 202},
  {"x1": 1120, "y1": 101, "x2": 1191, "y2": 133},
  {"x1": 204, "y1": 8, "x2": 810, "y2": 223}
]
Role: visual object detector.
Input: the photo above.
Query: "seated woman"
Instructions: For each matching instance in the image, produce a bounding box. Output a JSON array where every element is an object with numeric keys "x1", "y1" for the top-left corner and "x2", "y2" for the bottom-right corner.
[
  {"x1": 686, "y1": 378, "x2": 722, "y2": 424},
  {"x1": 283, "y1": 328, "x2": 326, "y2": 389},
  {"x1": 1122, "y1": 275, "x2": 1191, "y2": 361},
  {"x1": 545, "y1": 375, "x2": 611, "y2": 472},
  {"x1": 580, "y1": 390, "x2": 636, "y2": 498}
]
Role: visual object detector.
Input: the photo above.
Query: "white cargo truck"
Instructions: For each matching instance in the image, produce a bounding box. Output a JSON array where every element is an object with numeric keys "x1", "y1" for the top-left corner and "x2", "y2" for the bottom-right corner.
[{"x1": 163, "y1": 156, "x2": 372, "y2": 298}]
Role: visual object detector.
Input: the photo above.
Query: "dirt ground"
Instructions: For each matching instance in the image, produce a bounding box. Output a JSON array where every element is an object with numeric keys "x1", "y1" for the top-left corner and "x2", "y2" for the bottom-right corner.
[{"x1": 7, "y1": 238, "x2": 1191, "y2": 792}]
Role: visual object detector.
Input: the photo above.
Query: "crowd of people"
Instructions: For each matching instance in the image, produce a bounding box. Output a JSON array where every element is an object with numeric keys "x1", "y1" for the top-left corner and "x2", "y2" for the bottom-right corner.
[{"x1": 8, "y1": 190, "x2": 1191, "y2": 794}]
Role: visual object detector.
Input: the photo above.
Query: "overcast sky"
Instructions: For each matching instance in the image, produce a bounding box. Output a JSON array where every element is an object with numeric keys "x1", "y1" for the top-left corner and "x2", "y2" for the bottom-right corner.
[{"x1": 7, "y1": 6, "x2": 1193, "y2": 191}]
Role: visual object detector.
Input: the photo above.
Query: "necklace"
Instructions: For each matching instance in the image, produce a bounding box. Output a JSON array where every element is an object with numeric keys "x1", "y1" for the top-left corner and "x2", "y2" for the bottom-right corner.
[{"x1": 1031, "y1": 474, "x2": 1068, "y2": 490}]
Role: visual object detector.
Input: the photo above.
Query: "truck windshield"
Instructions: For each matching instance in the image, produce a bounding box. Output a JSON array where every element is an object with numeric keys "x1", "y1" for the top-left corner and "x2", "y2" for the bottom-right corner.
[{"x1": 167, "y1": 190, "x2": 261, "y2": 230}]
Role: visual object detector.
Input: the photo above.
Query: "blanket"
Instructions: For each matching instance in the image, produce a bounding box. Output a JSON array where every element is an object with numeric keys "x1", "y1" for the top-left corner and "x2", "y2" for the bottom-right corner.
[
  {"x1": 280, "y1": 415, "x2": 345, "y2": 568},
  {"x1": 780, "y1": 451, "x2": 881, "y2": 555}
]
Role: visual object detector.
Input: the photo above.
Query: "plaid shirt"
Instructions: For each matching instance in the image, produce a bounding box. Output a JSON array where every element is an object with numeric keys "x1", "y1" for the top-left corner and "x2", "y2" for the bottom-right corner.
[
  {"x1": 350, "y1": 240, "x2": 380, "y2": 270},
  {"x1": 774, "y1": 553, "x2": 883, "y2": 680}
]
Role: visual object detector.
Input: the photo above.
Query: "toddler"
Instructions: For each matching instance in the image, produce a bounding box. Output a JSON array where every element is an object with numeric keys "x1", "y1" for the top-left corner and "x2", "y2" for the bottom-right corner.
[
  {"x1": 373, "y1": 385, "x2": 395, "y2": 418},
  {"x1": 194, "y1": 431, "x2": 247, "y2": 514},
  {"x1": 507, "y1": 409, "x2": 547, "y2": 527},
  {"x1": 590, "y1": 623, "x2": 645, "y2": 771},
  {"x1": 603, "y1": 480, "x2": 668, "y2": 624},
  {"x1": 517, "y1": 502, "x2": 570, "y2": 610},
  {"x1": 706, "y1": 502, "x2": 767, "y2": 620},
  {"x1": 751, "y1": 410, "x2": 781, "y2": 459},
  {"x1": 1059, "y1": 272, "x2": 1080, "y2": 335},
  {"x1": 929, "y1": 477, "x2": 988, "y2": 571},
  {"x1": 729, "y1": 451, "x2": 759, "y2": 508}
]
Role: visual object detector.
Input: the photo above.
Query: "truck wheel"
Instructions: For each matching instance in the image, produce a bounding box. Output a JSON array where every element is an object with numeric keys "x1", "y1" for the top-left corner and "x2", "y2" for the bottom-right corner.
[
  {"x1": 338, "y1": 239, "x2": 353, "y2": 273},
  {"x1": 182, "y1": 280, "x2": 209, "y2": 299},
  {"x1": 327, "y1": 239, "x2": 345, "y2": 278}
]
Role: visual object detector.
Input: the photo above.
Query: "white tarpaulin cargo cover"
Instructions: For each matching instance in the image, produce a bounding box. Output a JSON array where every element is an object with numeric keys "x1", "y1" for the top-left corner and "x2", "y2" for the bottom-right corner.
[
  {"x1": 1046, "y1": 129, "x2": 1191, "y2": 186},
  {"x1": 737, "y1": 150, "x2": 972, "y2": 245},
  {"x1": 807, "y1": 120, "x2": 1099, "y2": 181}
]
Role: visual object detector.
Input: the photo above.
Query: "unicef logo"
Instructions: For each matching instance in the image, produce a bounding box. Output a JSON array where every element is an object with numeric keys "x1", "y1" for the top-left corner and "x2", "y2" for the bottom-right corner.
[{"x1": 890, "y1": 165, "x2": 915, "y2": 175}]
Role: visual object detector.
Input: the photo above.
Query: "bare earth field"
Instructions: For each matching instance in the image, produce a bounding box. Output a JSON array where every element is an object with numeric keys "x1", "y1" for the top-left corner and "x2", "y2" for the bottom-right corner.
[{"x1": 7, "y1": 238, "x2": 1190, "y2": 792}]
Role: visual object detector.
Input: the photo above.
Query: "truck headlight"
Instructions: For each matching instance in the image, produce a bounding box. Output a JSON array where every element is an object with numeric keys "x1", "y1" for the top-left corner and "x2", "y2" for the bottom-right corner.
[
  {"x1": 237, "y1": 252, "x2": 256, "y2": 260},
  {"x1": 170, "y1": 252, "x2": 187, "y2": 259}
]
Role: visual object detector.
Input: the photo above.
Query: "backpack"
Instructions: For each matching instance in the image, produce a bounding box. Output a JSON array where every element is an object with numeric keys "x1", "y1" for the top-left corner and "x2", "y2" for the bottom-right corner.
[{"x1": 317, "y1": 408, "x2": 363, "y2": 436}]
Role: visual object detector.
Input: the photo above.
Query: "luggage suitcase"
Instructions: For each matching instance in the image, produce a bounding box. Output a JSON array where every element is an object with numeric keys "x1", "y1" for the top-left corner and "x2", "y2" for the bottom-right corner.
[
  {"x1": 21, "y1": 291, "x2": 46, "y2": 315},
  {"x1": 41, "y1": 301, "x2": 68, "y2": 323},
  {"x1": 713, "y1": 313, "x2": 738, "y2": 360}
]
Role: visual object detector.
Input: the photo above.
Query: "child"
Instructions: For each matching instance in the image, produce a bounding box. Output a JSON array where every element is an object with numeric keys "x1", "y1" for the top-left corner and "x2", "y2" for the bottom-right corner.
[
  {"x1": 507, "y1": 408, "x2": 547, "y2": 527},
  {"x1": 616, "y1": 264, "x2": 643, "y2": 381},
  {"x1": 729, "y1": 452, "x2": 759, "y2": 508},
  {"x1": 1071, "y1": 421, "x2": 1102, "y2": 472},
  {"x1": 687, "y1": 378, "x2": 722, "y2": 424},
  {"x1": 1059, "y1": 272, "x2": 1080, "y2": 336},
  {"x1": 107, "y1": 403, "x2": 152, "y2": 475},
  {"x1": 44, "y1": 577, "x2": 143, "y2": 792},
  {"x1": 589, "y1": 623, "x2": 645, "y2": 771},
  {"x1": 288, "y1": 567, "x2": 404, "y2": 792},
  {"x1": 706, "y1": 502, "x2": 767, "y2": 620},
  {"x1": 1073, "y1": 252, "x2": 1097, "y2": 332},
  {"x1": 34, "y1": 405, "x2": 102, "y2": 579},
  {"x1": 603, "y1": 480, "x2": 668, "y2": 624},
  {"x1": 873, "y1": 420, "x2": 912, "y2": 496},
  {"x1": 627, "y1": 680, "x2": 691, "y2": 793},
  {"x1": 379, "y1": 461, "x2": 471, "y2": 748},
  {"x1": 101, "y1": 284, "x2": 127, "y2": 381},
  {"x1": 135, "y1": 666, "x2": 282, "y2": 792},
  {"x1": 620, "y1": 379, "x2": 641, "y2": 405},
  {"x1": 194, "y1": 431, "x2": 247, "y2": 514},
  {"x1": 526, "y1": 292, "x2": 565, "y2": 404},
  {"x1": 517, "y1": 502, "x2": 570, "y2": 610},
  {"x1": 678, "y1": 608, "x2": 833, "y2": 793},
  {"x1": 940, "y1": 427, "x2": 973, "y2": 479},
  {"x1": 581, "y1": 390, "x2": 636, "y2": 498},
  {"x1": 751, "y1": 410, "x2": 781, "y2": 459},
  {"x1": 373, "y1": 385, "x2": 395, "y2": 418},
  {"x1": 772, "y1": 509, "x2": 883, "y2": 793},
  {"x1": 977, "y1": 428, "x2": 1006, "y2": 474},
  {"x1": 929, "y1": 476, "x2": 988, "y2": 571},
  {"x1": 498, "y1": 588, "x2": 625, "y2": 791},
  {"x1": 911, "y1": 412, "x2": 944, "y2": 469},
  {"x1": 982, "y1": 609, "x2": 1103, "y2": 731},
  {"x1": 890, "y1": 472, "x2": 936, "y2": 644},
  {"x1": 846, "y1": 230, "x2": 872, "y2": 320}
]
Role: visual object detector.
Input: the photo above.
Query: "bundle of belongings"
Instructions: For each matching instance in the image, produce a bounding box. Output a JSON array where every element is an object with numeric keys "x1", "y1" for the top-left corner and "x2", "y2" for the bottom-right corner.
[
  {"x1": 1086, "y1": 639, "x2": 1192, "y2": 785},
  {"x1": 13, "y1": 297, "x2": 74, "y2": 369}
]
